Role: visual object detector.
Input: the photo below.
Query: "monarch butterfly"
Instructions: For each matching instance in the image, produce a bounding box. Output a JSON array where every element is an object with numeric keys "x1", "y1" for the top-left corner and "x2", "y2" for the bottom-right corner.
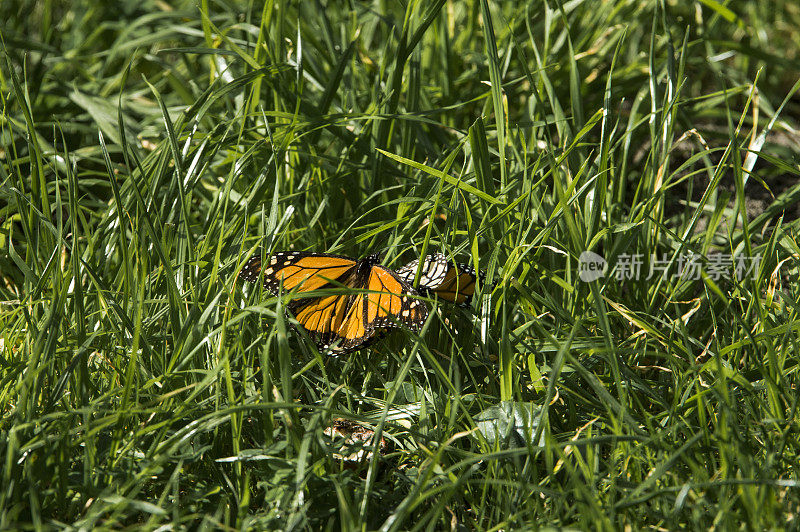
[
  {"x1": 396, "y1": 253, "x2": 486, "y2": 307},
  {"x1": 240, "y1": 251, "x2": 428, "y2": 353}
]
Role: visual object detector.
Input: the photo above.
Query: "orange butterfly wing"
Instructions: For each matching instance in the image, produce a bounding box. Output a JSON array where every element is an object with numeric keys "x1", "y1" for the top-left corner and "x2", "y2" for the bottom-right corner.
[
  {"x1": 365, "y1": 266, "x2": 427, "y2": 329},
  {"x1": 241, "y1": 252, "x2": 356, "y2": 292}
]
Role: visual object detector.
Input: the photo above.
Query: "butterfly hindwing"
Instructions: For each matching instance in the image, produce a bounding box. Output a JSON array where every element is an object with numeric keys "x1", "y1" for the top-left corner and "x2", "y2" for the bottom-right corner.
[
  {"x1": 365, "y1": 265, "x2": 428, "y2": 331},
  {"x1": 241, "y1": 251, "x2": 427, "y2": 353}
]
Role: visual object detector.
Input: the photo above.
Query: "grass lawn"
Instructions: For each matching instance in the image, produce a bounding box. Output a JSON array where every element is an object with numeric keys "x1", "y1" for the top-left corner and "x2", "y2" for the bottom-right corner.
[{"x1": 2, "y1": 0, "x2": 800, "y2": 529}]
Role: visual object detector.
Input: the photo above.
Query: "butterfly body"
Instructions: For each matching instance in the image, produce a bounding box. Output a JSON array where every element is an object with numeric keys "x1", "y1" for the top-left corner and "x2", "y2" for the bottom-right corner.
[{"x1": 241, "y1": 251, "x2": 427, "y2": 353}]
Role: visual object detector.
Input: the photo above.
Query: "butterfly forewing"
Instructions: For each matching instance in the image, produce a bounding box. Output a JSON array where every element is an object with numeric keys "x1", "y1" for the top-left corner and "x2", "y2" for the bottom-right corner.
[
  {"x1": 240, "y1": 254, "x2": 264, "y2": 283},
  {"x1": 243, "y1": 252, "x2": 357, "y2": 294}
]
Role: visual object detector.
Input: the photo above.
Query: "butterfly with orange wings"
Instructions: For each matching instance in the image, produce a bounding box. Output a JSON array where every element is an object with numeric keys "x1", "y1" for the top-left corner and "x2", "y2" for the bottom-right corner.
[
  {"x1": 240, "y1": 251, "x2": 428, "y2": 353},
  {"x1": 396, "y1": 253, "x2": 486, "y2": 307}
]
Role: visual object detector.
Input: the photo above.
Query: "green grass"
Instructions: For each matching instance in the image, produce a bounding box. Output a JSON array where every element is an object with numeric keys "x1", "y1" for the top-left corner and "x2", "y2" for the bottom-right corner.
[{"x1": 2, "y1": 0, "x2": 800, "y2": 529}]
